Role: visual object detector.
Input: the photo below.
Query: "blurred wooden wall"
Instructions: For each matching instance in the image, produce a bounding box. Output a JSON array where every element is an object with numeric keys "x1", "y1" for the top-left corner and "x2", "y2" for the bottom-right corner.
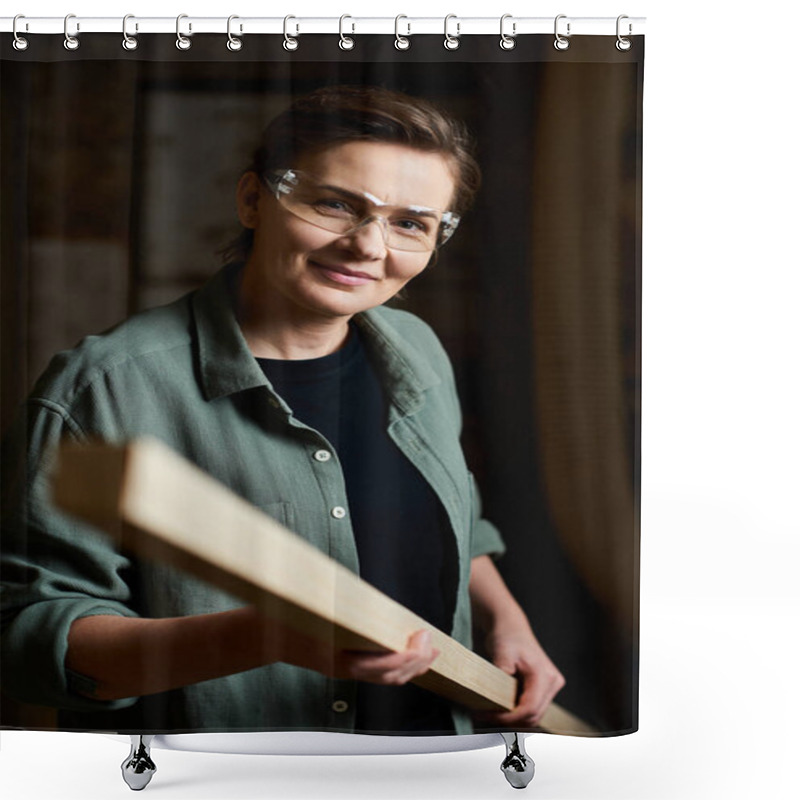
[{"x1": 530, "y1": 63, "x2": 641, "y2": 636}]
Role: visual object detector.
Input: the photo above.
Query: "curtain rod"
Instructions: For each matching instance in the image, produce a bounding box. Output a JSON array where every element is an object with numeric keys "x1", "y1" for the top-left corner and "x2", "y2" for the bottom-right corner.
[{"x1": 2, "y1": 16, "x2": 646, "y2": 37}]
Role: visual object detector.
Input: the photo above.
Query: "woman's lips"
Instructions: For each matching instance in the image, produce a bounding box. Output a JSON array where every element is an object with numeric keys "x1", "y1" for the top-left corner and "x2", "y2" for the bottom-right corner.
[{"x1": 310, "y1": 261, "x2": 378, "y2": 287}]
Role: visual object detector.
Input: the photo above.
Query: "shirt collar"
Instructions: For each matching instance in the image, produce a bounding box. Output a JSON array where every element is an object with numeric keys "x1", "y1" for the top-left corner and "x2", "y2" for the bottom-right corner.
[
  {"x1": 355, "y1": 308, "x2": 441, "y2": 415},
  {"x1": 192, "y1": 263, "x2": 270, "y2": 401},
  {"x1": 192, "y1": 263, "x2": 441, "y2": 411}
]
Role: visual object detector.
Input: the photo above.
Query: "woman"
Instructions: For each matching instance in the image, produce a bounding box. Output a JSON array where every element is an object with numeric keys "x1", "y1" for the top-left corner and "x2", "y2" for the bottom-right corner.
[{"x1": 1, "y1": 85, "x2": 564, "y2": 735}]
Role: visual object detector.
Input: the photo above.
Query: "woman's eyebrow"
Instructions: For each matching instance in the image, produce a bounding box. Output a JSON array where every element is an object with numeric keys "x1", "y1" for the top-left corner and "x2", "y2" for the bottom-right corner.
[
  {"x1": 317, "y1": 183, "x2": 440, "y2": 217},
  {"x1": 317, "y1": 183, "x2": 367, "y2": 201},
  {"x1": 403, "y1": 206, "x2": 440, "y2": 219}
]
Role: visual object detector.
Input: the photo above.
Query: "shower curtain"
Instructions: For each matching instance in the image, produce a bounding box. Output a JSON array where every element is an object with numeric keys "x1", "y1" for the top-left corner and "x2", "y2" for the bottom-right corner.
[{"x1": 1, "y1": 26, "x2": 643, "y2": 741}]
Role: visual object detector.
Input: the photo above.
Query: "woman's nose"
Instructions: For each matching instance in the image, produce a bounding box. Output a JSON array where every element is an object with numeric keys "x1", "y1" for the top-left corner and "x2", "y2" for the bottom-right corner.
[{"x1": 341, "y1": 216, "x2": 389, "y2": 258}]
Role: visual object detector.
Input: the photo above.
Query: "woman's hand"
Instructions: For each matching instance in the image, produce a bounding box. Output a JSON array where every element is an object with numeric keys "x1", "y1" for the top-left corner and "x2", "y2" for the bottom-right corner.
[
  {"x1": 329, "y1": 630, "x2": 440, "y2": 685},
  {"x1": 468, "y1": 554, "x2": 565, "y2": 727},
  {"x1": 478, "y1": 625, "x2": 565, "y2": 728},
  {"x1": 277, "y1": 621, "x2": 440, "y2": 686}
]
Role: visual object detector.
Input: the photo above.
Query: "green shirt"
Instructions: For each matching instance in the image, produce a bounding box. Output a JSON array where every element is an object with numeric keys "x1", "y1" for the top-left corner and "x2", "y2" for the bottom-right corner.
[{"x1": 1, "y1": 264, "x2": 505, "y2": 734}]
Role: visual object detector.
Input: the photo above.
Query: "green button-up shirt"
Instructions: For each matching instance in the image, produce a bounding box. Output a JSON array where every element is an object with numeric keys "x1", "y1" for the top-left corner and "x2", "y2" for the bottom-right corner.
[{"x1": 1, "y1": 264, "x2": 504, "y2": 734}]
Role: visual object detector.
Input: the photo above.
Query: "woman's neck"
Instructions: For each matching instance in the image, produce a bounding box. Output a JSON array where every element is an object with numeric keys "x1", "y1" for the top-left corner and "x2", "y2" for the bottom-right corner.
[{"x1": 235, "y1": 265, "x2": 352, "y2": 360}]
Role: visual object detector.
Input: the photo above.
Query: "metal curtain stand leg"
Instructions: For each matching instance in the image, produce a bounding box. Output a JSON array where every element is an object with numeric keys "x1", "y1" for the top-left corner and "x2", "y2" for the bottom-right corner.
[
  {"x1": 500, "y1": 732, "x2": 535, "y2": 789},
  {"x1": 118, "y1": 732, "x2": 532, "y2": 790},
  {"x1": 121, "y1": 734, "x2": 157, "y2": 791}
]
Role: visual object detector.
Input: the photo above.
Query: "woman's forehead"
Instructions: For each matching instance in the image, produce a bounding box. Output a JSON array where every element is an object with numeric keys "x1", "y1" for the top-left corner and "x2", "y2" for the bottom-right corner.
[{"x1": 294, "y1": 141, "x2": 456, "y2": 210}]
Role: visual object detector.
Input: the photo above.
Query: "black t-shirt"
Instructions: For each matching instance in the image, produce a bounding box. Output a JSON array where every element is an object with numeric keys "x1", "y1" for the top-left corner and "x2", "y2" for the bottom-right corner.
[{"x1": 257, "y1": 323, "x2": 457, "y2": 733}]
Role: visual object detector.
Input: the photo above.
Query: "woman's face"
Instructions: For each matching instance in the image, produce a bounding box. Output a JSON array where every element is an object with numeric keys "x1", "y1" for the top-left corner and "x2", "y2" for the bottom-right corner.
[{"x1": 237, "y1": 140, "x2": 457, "y2": 323}]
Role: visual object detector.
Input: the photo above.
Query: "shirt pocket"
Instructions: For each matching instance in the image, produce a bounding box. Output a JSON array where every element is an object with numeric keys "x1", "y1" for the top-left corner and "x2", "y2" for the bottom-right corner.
[{"x1": 261, "y1": 500, "x2": 295, "y2": 533}]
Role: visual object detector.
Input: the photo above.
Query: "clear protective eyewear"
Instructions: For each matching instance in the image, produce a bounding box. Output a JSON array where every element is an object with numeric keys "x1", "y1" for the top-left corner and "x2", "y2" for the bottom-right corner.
[{"x1": 264, "y1": 169, "x2": 460, "y2": 252}]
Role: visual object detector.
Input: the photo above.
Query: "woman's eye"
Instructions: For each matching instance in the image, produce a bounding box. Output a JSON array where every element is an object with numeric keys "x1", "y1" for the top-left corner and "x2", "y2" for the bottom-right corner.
[
  {"x1": 313, "y1": 198, "x2": 356, "y2": 215},
  {"x1": 394, "y1": 218, "x2": 429, "y2": 235}
]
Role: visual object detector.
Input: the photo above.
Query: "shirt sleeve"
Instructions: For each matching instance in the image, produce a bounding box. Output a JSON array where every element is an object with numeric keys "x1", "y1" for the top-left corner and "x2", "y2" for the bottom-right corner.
[
  {"x1": 468, "y1": 472, "x2": 506, "y2": 560},
  {"x1": 1, "y1": 400, "x2": 140, "y2": 712},
  {"x1": 412, "y1": 314, "x2": 507, "y2": 563}
]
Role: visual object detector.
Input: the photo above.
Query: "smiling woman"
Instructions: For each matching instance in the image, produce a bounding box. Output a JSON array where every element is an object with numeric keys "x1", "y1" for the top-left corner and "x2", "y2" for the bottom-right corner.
[
  {"x1": 1, "y1": 84, "x2": 564, "y2": 737},
  {"x1": 235, "y1": 140, "x2": 459, "y2": 358}
]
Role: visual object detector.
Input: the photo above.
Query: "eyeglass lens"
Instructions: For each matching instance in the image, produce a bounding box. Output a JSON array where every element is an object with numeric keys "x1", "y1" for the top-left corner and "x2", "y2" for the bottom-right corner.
[{"x1": 272, "y1": 172, "x2": 452, "y2": 252}]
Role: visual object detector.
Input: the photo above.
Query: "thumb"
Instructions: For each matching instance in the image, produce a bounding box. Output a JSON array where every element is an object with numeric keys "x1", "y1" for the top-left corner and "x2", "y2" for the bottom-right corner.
[
  {"x1": 493, "y1": 653, "x2": 517, "y2": 676},
  {"x1": 406, "y1": 629, "x2": 433, "y2": 654}
]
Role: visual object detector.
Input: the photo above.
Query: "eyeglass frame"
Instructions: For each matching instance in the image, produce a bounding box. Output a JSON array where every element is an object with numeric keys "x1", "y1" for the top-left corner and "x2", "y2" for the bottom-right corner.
[{"x1": 262, "y1": 168, "x2": 461, "y2": 251}]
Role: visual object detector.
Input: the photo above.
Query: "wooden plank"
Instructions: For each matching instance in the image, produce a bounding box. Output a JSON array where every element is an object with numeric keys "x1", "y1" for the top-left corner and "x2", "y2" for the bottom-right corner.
[{"x1": 53, "y1": 437, "x2": 596, "y2": 735}]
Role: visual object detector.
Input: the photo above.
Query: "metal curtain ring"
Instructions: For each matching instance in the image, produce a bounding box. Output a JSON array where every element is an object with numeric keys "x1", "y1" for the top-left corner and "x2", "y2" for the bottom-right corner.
[
  {"x1": 500, "y1": 14, "x2": 516, "y2": 50},
  {"x1": 122, "y1": 14, "x2": 138, "y2": 51},
  {"x1": 444, "y1": 14, "x2": 460, "y2": 50},
  {"x1": 394, "y1": 15, "x2": 410, "y2": 50},
  {"x1": 227, "y1": 15, "x2": 243, "y2": 51},
  {"x1": 176, "y1": 14, "x2": 192, "y2": 50},
  {"x1": 283, "y1": 15, "x2": 299, "y2": 51},
  {"x1": 12, "y1": 14, "x2": 29, "y2": 51},
  {"x1": 339, "y1": 15, "x2": 355, "y2": 50},
  {"x1": 63, "y1": 13, "x2": 80, "y2": 50},
  {"x1": 616, "y1": 15, "x2": 632, "y2": 51},
  {"x1": 554, "y1": 14, "x2": 570, "y2": 51}
]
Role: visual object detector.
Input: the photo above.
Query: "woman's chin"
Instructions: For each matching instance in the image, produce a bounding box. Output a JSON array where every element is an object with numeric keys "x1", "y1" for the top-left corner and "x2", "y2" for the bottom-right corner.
[{"x1": 292, "y1": 285, "x2": 379, "y2": 321}]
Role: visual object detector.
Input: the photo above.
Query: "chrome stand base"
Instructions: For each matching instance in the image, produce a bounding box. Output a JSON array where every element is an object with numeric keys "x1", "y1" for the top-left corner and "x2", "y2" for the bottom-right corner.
[
  {"x1": 499, "y1": 733, "x2": 535, "y2": 789},
  {"x1": 118, "y1": 732, "x2": 531, "y2": 790},
  {"x1": 122, "y1": 735, "x2": 157, "y2": 791}
]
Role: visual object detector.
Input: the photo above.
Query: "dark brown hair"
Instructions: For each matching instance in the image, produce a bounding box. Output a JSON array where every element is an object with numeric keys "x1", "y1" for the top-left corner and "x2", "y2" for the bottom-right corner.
[{"x1": 220, "y1": 84, "x2": 481, "y2": 263}]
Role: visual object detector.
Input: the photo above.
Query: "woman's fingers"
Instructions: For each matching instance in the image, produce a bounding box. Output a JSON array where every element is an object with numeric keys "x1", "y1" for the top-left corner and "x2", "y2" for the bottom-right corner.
[
  {"x1": 336, "y1": 629, "x2": 439, "y2": 685},
  {"x1": 477, "y1": 666, "x2": 565, "y2": 727}
]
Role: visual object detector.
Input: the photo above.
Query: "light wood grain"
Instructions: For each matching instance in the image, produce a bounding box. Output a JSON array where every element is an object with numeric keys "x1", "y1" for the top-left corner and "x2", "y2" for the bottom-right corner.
[{"x1": 53, "y1": 437, "x2": 596, "y2": 734}]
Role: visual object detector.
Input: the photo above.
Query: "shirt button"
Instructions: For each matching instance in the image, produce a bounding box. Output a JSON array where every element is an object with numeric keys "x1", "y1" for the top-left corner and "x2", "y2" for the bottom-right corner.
[
  {"x1": 314, "y1": 449, "x2": 332, "y2": 462},
  {"x1": 268, "y1": 397, "x2": 281, "y2": 409},
  {"x1": 331, "y1": 506, "x2": 347, "y2": 519},
  {"x1": 331, "y1": 700, "x2": 349, "y2": 713}
]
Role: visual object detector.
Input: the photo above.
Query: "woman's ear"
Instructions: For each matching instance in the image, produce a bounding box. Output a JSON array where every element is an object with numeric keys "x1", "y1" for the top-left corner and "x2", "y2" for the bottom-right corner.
[{"x1": 236, "y1": 171, "x2": 263, "y2": 229}]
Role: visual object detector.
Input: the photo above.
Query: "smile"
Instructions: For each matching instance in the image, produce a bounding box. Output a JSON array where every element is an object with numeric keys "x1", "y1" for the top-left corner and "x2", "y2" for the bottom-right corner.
[{"x1": 310, "y1": 260, "x2": 379, "y2": 287}]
